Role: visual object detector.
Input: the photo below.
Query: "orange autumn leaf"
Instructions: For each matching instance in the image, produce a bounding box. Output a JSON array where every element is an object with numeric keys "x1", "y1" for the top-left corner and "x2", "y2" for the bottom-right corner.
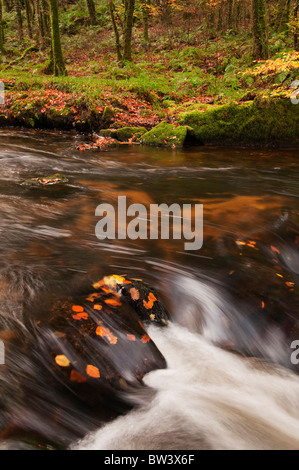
[
  {"x1": 143, "y1": 299, "x2": 154, "y2": 309},
  {"x1": 141, "y1": 334, "x2": 150, "y2": 343},
  {"x1": 93, "y1": 304, "x2": 103, "y2": 310},
  {"x1": 96, "y1": 326, "x2": 117, "y2": 344},
  {"x1": 70, "y1": 370, "x2": 87, "y2": 383},
  {"x1": 261, "y1": 301, "x2": 265, "y2": 309},
  {"x1": 92, "y1": 279, "x2": 105, "y2": 289},
  {"x1": 286, "y1": 281, "x2": 295, "y2": 287},
  {"x1": 148, "y1": 292, "x2": 157, "y2": 302},
  {"x1": 55, "y1": 354, "x2": 70, "y2": 367},
  {"x1": 130, "y1": 287, "x2": 140, "y2": 301},
  {"x1": 271, "y1": 246, "x2": 280, "y2": 254},
  {"x1": 111, "y1": 275, "x2": 132, "y2": 284},
  {"x1": 72, "y1": 305, "x2": 84, "y2": 313},
  {"x1": 105, "y1": 298, "x2": 122, "y2": 306},
  {"x1": 96, "y1": 326, "x2": 107, "y2": 336},
  {"x1": 127, "y1": 334, "x2": 136, "y2": 341},
  {"x1": 106, "y1": 331, "x2": 118, "y2": 345},
  {"x1": 101, "y1": 286, "x2": 113, "y2": 294},
  {"x1": 86, "y1": 293, "x2": 99, "y2": 302},
  {"x1": 143, "y1": 292, "x2": 157, "y2": 309},
  {"x1": 72, "y1": 311, "x2": 89, "y2": 320},
  {"x1": 86, "y1": 364, "x2": 100, "y2": 378}
]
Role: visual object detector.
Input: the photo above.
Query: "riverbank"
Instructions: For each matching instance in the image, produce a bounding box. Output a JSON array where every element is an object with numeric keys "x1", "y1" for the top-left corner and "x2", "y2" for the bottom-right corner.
[
  {"x1": 0, "y1": 30, "x2": 298, "y2": 147},
  {"x1": 0, "y1": 79, "x2": 298, "y2": 148}
]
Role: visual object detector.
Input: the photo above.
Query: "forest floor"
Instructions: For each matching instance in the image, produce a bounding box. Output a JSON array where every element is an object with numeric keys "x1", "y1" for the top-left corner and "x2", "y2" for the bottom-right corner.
[{"x1": 0, "y1": 12, "x2": 298, "y2": 144}]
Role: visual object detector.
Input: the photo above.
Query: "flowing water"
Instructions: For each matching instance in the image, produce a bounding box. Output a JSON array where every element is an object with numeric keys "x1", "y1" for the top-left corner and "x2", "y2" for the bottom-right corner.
[{"x1": 0, "y1": 129, "x2": 298, "y2": 450}]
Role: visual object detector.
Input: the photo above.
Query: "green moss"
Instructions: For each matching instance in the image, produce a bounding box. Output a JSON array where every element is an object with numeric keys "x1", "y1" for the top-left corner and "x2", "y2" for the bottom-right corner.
[
  {"x1": 102, "y1": 106, "x2": 114, "y2": 123},
  {"x1": 98, "y1": 127, "x2": 147, "y2": 141},
  {"x1": 179, "y1": 97, "x2": 299, "y2": 145},
  {"x1": 98, "y1": 129, "x2": 118, "y2": 139},
  {"x1": 141, "y1": 122, "x2": 194, "y2": 148},
  {"x1": 161, "y1": 100, "x2": 176, "y2": 108},
  {"x1": 116, "y1": 127, "x2": 147, "y2": 142}
]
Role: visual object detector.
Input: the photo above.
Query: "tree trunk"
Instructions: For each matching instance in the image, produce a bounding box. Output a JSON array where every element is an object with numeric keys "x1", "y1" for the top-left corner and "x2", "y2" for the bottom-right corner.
[
  {"x1": 49, "y1": 0, "x2": 67, "y2": 76},
  {"x1": 252, "y1": 0, "x2": 269, "y2": 60},
  {"x1": 276, "y1": 0, "x2": 291, "y2": 33},
  {"x1": 87, "y1": 0, "x2": 97, "y2": 25},
  {"x1": 15, "y1": 0, "x2": 24, "y2": 41},
  {"x1": 227, "y1": 0, "x2": 233, "y2": 30},
  {"x1": 123, "y1": 0, "x2": 135, "y2": 61},
  {"x1": 294, "y1": 1, "x2": 299, "y2": 51},
  {"x1": 108, "y1": 0, "x2": 123, "y2": 64},
  {"x1": 140, "y1": 0, "x2": 150, "y2": 44},
  {"x1": 0, "y1": 0, "x2": 4, "y2": 52},
  {"x1": 24, "y1": 0, "x2": 33, "y2": 39}
]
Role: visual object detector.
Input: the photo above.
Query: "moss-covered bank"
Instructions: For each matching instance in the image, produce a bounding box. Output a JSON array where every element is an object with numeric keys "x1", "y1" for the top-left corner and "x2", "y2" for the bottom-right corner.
[{"x1": 179, "y1": 96, "x2": 299, "y2": 146}]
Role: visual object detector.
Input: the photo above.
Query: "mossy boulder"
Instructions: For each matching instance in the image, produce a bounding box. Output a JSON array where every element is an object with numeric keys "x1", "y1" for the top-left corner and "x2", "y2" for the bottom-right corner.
[
  {"x1": 141, "y1": 122, "x2": 196, "y2": 148},
  {"x1": 98, "y1": 128, "x2": 118, "y2": 139},
  {"x1": 98, "y1": 127, "x2": 147, "y2": 142},
  {"x1": 116, "y1": 126, "x2": 147, "y2": 142},
  {"x1": 179, "y1": 96, "x2": 299, "y2": 146}
]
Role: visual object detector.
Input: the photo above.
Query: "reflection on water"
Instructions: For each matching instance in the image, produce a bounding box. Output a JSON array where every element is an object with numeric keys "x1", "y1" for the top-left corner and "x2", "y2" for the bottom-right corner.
[{"x1": 0, "y1": 129, "x2": 298, "y2": 449}]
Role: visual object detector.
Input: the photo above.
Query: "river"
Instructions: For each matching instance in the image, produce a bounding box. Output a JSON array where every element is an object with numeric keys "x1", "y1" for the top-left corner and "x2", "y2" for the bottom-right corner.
[{"x1": 0, "y1": 129, "x2": 298, "y2": 450}]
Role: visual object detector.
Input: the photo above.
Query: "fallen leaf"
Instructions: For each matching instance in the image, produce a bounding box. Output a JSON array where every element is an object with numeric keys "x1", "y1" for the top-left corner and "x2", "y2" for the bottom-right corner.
[
  {"x1": 55, "y1": 355, "x2": 70, "y2": 367},
  {"x1": 93, "y1": 304, "x2": 103, "y2": 310},
  {"x1": 70, "y1": 370, "x2": 87, "y2": 383},
  {"x1": 127, "y1": 334, "x2": 136, "y2": 341},
  {"x1": 130, "y1": 287, "x2": 140, "y2": 301},
  {"x1": 86, "y1": 364, "x2": 100, "y2": 378},
  {"x1": 72, "y1": 305, "x2": 84, "y2": 313},
  {"x1": 96, "y1": 326, "x2": 107, "y2": 336},
  {"x1": 72, "y1": 311, "x2": 89, "y2": 320},
  {"x1": 105, "y1": 298, "x2": 122, "y2": 306},
  {"x1": 141, "y1": 334, "x2": 150, "y2": 343}
]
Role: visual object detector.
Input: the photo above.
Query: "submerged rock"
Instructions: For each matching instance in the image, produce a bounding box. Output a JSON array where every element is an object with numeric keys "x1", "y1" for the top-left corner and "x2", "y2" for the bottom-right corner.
[
  {"x1": 75, "y1": 136, "x2": 119, "y2": 151},
  {"x1": 21, "y1": 173, "x2": 69, "y2": 188}
]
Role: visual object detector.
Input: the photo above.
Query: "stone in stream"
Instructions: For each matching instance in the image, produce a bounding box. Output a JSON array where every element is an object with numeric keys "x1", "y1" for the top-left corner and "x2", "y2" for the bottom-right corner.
[
  {"x1": 0, "y1": 275, "x2": 168, "y2": 447},
  {"x1": 20, "y1": 173, "x2": 69, "y2": 188}
]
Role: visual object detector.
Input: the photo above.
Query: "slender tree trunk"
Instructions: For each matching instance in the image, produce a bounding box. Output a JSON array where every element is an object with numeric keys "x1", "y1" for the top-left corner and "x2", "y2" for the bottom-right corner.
[
  {"x1": 252, "y1": 0, "x2": 269, "y2": 59},
  {"x1": 49, "y1": 0, "x2": 66, "y2": 76},
  {"x1": 276, "y1": 0, "x2": 291, "y2": 33},
  {"x1": 140, "y1": 0, "x2": 150, "y2": 43},
  {"x1": 24, "y1": 0, "x2": 33, "y2": 38},
  {"x1": 227, "y1": 0, "x2": 233, "y2": 29},
  {"x1": 87, "y1": 0, "x2": 97, "y2": 25},
  {"x1": 0, "y1": 0, "x2": 4, "y2": 52},
  {"x1": 294, "y1": 1, "x2": 299, "y2": 51},
  {"x1": 108, "y1": 0, "x2": 123, "y2": 64},
  {"x1": 15, "y1": 0, "x2": 24, "y2": 41},
  {"x1": 123, "y1": 0, "x2": 135, "y2": 61},
  {"x1": 41, "y1": 0, "x2": 51, "y2": 37}
]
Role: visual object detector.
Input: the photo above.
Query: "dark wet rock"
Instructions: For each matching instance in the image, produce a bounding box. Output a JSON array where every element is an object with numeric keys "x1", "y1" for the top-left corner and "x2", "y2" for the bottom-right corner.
[{"x1": 0, "y1": 275, "x2": 168, "y2": 448}]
